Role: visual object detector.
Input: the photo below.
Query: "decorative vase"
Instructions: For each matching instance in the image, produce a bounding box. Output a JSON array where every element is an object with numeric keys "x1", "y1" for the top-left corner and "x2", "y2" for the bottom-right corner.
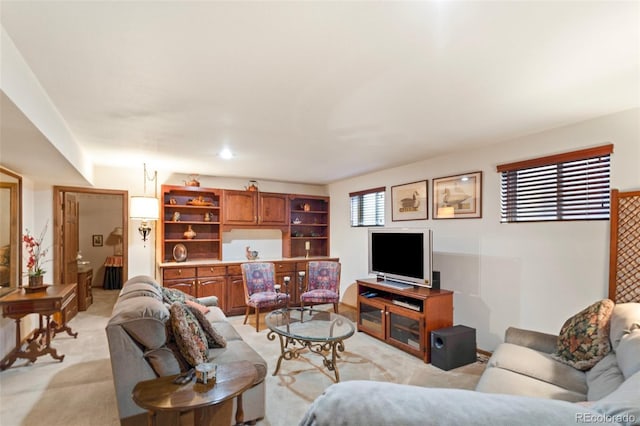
[
  {"x1": 29, "y1": 275, "x2": 43, "y2": 287},
  {"x1": 183, "y1": 225, "x2": 196, "y2": 240}
]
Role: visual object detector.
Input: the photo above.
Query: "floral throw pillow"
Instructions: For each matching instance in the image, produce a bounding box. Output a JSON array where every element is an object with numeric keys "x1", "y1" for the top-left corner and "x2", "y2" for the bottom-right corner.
[
  {"x1": 162, "y1": 287, "x2": 196, "y2": 305},
  {"x1": 187, "y1": 305, "x2": 227, "y2": 348},
  {"x1": 169, "y1": 302, "x2": 209, "y2": 367},
  {"x1": 552, "y1": 299, "x2": 615, "y2": 371}
]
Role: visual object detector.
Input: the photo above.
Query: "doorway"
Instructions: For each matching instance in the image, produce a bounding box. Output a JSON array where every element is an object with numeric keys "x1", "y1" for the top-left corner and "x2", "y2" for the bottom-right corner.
[{"x1": 53, "y1": 186, "x2": 128, "y2": 288}]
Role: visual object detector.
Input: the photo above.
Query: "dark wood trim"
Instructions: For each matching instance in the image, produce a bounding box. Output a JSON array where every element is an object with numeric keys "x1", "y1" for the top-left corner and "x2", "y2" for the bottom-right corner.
[
  {"x1": 608, "y1": 189, "x2": 620, "y2": 301},
  {"x1": 608, "y1": 188, "x2": 640, "y2": 301},
  {"x1": 348, "y1": 186, "x2": 385, "y2": 198},
  {"x1": 0, "y1": 167, "x2": 22, "y2": 290},
  {"x1": 477, "y1": 348, "x2": 492, "y2": 357},
  {"x1": 53, "y1": 186, "x2": 128, "y2": 285},
  {"x1": 496, "y1": 144, "x2": 613, "y2": 172}
]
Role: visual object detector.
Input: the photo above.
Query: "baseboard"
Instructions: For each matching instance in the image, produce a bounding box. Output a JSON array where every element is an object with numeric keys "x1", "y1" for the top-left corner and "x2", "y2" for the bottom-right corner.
[{"x1": 477, "y1": 348, "x2": 492, "y2": 357}]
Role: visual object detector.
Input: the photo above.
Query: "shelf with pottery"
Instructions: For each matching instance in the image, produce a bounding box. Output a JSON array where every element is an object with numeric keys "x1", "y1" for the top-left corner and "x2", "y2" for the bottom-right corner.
[
  {"x1": 161, "y1": 185, "x2": 222, "y2": 263},
  {"x1": 286, "y1": 195, "x2": 330, "y2": 258}
]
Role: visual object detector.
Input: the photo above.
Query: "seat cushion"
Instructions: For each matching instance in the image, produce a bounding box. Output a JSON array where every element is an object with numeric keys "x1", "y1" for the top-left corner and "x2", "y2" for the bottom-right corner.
[
  {"x1": 487, "y1": 343, "x2": 587, "y2": 395},
  {"x1": 247, "y1": 291, "x2": 289, "y2": 308},
  {"x1": 591, "y1": 370, "x2": 640, "y2": 426},
  {"x1": 551, "y1": 299, "x2": 615, "y2": 371},
  {"x1": 204, "y1": 306, "x2": 228, "y2": 323},
  {"x1": 476, "y1": 365, "x2": 587, "y2": 402},
  {"x1": 585, "y1": 353, "x2": 625, "y2": 401},
  {"x1": 208, "y1": 340, "x2": 267, "y2": 385},
  {"x1": 300, "y1": 290, "x2": 339, "y2": 304},
  {"x1": 212, "y1": 321, "x2": 243, "y2": 342}
]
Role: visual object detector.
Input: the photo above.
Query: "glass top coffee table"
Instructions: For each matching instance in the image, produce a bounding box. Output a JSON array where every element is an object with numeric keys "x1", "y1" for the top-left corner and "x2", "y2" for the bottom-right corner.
[{"x1": 265, "y1": 308, "x2": 355, "y2": 382}]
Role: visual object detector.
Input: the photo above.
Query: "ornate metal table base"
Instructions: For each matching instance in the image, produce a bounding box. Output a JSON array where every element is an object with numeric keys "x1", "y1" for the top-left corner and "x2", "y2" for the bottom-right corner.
[{"x1": 267, "y1": 332, "x2": 347, "y2": 382}]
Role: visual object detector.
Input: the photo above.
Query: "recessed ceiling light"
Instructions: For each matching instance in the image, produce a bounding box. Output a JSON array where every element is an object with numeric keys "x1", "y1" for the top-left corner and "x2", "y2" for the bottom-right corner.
[{"x1": 219, "y1": 148, "x2": 233, "y2": 159}]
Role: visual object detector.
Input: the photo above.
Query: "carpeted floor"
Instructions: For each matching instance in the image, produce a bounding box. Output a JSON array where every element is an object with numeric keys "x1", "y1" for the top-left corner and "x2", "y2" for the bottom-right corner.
[{"x1": 0, "y1": 289, "x2": 486, "y2": 426}]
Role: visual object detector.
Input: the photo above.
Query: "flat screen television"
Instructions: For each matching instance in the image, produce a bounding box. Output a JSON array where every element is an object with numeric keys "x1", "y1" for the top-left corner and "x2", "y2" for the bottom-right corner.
[{"x1": 368, "y1": 227, "x2": 433, "y2": 288}]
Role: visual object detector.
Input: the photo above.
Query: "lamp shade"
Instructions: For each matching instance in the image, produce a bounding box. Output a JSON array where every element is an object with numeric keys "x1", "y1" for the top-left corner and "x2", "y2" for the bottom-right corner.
[
  {"x1": 112, "y1": 226, "x2": 123, "y2": 236},
  {"x1": 130, "y1": 196, "x2": 159, "y2": 220}
]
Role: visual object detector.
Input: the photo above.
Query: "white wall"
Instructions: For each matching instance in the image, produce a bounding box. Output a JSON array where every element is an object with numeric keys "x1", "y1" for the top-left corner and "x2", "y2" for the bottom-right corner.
[{"x1": 329, "y1": 108, "x2": 640, "y2": 351}]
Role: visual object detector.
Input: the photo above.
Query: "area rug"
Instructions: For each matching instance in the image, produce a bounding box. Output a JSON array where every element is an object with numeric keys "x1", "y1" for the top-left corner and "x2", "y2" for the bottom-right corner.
[
  {"x1": 0, "y1": 292, "x2": 485, "y2": 426},
  {"x1": 228, "y1": 310, "x2": 486, "y2": 425}
]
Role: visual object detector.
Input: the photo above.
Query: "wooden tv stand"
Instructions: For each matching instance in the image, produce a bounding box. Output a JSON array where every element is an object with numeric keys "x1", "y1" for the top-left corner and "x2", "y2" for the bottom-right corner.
[{"x1": 356, "y1": 278, "x2": 453, "y2": 363}]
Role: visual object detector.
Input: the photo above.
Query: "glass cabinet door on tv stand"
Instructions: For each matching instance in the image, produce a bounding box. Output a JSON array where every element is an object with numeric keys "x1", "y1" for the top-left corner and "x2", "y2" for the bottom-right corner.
[
  {"x1": 356, "y1": 278, "x2": 453, "y2": 364},
  {"x1": 358, "y1": 298, "x2": 386, "y2": 340}
]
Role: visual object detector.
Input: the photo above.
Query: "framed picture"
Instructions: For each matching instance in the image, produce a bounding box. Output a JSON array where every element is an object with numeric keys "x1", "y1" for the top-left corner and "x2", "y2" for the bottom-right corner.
[
  {"x1": 391, "y1": 180, "x2": 428, "y2": 221},
  {"x1": 433, "y1": 171, "x2": 482, "y2": 219},
  {"x1": 92, "y1": 234, "x2": 103, "y2": 247}
]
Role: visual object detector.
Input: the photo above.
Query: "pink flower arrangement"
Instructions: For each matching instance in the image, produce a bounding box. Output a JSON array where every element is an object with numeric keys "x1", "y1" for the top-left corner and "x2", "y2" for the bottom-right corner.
[{"x1": 23, "y1": 223, "x2": 49, "y2": 277}]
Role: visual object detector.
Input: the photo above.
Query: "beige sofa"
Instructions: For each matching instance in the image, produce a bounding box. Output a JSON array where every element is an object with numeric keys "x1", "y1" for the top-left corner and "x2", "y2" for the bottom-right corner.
[
  {"x1": 476, "y1": 302, "x2": 640, "y2": 404},
  {"x1": 301, "y1": 302, "x2": 640, "y2": 425},
  {"x1": 106, "y1": 275, "x2": 267, "y2": 426}
]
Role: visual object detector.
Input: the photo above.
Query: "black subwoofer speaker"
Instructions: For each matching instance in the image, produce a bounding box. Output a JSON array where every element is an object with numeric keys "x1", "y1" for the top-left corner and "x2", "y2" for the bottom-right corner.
[{"x1": 430, "y1": 325, "x2": 476, "y2": 371}]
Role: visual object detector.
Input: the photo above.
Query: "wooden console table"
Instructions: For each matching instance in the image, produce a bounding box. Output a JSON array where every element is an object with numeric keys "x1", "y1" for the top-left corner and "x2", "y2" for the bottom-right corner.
[{"x1": 0, "y1": 284, "x2": 78, "y2": 370}]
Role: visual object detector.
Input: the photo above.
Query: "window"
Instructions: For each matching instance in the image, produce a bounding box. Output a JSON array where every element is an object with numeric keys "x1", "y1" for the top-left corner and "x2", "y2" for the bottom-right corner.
[
  {"x1": 497, "y1": 144, "x2": 612, "y2": 223},
  {"x1": 350, "y1": 187, "x2": 385, "y2": 227}
]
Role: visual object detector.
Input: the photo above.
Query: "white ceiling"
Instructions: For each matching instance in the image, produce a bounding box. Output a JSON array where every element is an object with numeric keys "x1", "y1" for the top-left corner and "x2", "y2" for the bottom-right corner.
[{"x1": 1, "y1": 1, "x2": 638, "y2": 185}]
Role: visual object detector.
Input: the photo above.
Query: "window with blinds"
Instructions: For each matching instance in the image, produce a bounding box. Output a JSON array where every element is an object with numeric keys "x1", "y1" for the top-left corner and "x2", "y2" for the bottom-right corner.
[
  {"x1": 350, "y1": 187, "x2": 385, "y2": 227},
  {"x1": 497, "y1": 144, "x2": 612, "y2": 223}
]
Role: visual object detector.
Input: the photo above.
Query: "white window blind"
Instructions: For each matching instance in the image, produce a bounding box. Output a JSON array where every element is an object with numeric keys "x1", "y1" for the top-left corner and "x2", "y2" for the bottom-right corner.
[
  {"x1": 497, "y1": 145, "x2": 612, "y2": 223},
  {"x1": 350, "y1": 187, "x2": 385, "y2": 227}
]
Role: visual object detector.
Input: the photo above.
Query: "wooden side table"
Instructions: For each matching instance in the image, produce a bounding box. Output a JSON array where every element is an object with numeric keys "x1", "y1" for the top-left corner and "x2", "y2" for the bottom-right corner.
[
  {"x1": 0, "y1": 284, "x2": 78, "y2": 370},
  {"x1": 103, "y1": 255, "x2": 123, "y2": 289},
  {"x1": 132, "y1": 360, "x2": 257, "y2": 426}
]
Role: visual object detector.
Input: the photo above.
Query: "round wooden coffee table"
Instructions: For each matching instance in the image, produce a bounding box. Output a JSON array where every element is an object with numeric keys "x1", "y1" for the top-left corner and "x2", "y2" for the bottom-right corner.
[{"x1": 132, "y1": 360, "x2": 257, "y2": 426}]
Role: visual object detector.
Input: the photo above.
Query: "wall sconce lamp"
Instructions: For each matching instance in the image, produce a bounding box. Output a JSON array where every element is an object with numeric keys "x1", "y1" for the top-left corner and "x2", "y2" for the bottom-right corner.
[{"x1": 130, "y1": 163, "x2": 159, "y2": 244}]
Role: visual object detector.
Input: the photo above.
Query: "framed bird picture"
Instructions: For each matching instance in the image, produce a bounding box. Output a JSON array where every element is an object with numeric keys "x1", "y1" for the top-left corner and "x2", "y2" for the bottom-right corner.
[
  {"x1": 433, "y1": 171, "x2": 482, "y2": 219},
  {"x1": 391, "y1": 180, "x2": 428, "y2": 221}
]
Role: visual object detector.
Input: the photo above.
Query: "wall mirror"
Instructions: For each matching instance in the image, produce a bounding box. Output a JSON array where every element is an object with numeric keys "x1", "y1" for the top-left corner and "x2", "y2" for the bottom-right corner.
[{"x1": 0, "y1": 167, "x2": 22, "y2": 297}]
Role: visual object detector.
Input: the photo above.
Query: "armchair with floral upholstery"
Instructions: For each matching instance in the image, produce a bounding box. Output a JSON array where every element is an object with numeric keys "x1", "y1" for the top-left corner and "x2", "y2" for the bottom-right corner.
[
  {"x1": 241, "y1": 262, "x2": 290, "y2": 331},
  {"x1": 300, "y1": 261, "x2": 341, "y2": 313}
]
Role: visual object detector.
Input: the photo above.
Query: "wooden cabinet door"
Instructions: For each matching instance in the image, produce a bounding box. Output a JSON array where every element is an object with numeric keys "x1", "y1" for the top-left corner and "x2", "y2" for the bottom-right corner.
[
  {"x1": 227, "y1": 275, "x2": 247, "y2": 316},
  {"x1": 386, "y1": 303, "x2": 425, "y2": 357},
  {"x1": 163, "y1": 267, "x2": 197, "y2": 297},
  {"x1": 164, "y1": 279, "x2": 197, "y2": 297},
  {"x1": 258, "y1": 192, "x2": 288, "y2": 225},
  {"x1": 197, "y1": 266, "x2": 226, "y2": 308},
  {"x1": 223, "y1": 190, "x2": 257, "y2": 225},
  {"x1": 358, "y1": 297, "x2": 386, "y2": 340},
  {"x1": 198, "y1": 276, "x2": 226, "y2": 308}
]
